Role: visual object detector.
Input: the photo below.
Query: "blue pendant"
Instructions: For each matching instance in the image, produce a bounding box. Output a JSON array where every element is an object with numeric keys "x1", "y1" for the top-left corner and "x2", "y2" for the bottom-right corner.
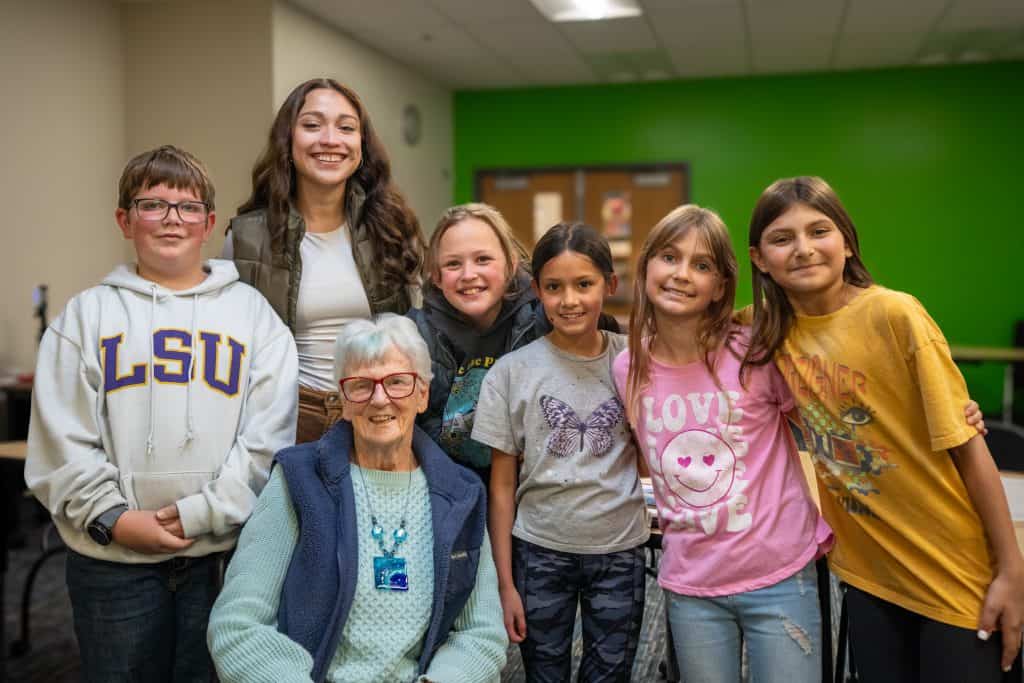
[{"x1": 373, "y1": 555, "x2": 409, "y2": 591}]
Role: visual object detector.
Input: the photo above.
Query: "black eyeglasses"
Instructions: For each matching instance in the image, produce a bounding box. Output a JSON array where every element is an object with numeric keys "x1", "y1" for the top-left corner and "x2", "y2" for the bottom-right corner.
[
  {"x1": 131, "y1": 198, "x2": 210, "y2": 223},
  {"x1": 338, "y1": 372, "x2": 419, "y2": 402}
]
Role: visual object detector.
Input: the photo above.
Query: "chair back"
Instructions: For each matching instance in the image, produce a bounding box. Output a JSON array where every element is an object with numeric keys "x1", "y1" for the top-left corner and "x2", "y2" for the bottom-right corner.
[{"x1": 986, "y1": 421, "x2": 1024, "y2": 472}]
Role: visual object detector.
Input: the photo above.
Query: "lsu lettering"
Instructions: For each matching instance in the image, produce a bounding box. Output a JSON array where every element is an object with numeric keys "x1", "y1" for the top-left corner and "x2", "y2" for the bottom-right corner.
[{"x1": 101, "y1": 329, "x2": 246, "y2": 397}]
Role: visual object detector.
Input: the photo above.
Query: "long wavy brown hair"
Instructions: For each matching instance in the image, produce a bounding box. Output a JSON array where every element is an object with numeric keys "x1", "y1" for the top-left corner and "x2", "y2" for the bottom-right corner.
[
  {"x1": 742, "y1": 176, "x2": 873, "y2": 376},
  {"x1": 237, "y1": 78, "x2": 423, "y2": 289},
  {"x1": 625, "y1": 205, "x2": 738, "y2": 427}
]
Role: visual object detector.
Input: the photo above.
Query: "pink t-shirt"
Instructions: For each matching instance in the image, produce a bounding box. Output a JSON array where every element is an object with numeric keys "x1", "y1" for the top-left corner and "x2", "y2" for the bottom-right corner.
[{"x1": 613, "y1": 328, "x2": 832, "y2": 597}]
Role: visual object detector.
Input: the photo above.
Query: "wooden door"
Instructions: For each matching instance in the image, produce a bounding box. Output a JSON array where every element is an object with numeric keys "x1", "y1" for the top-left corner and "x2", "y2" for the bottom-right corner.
[
  {"x1": 477, "y1": 165, "x2": 689, "y2": 320},
  {"x1": 478, "y1": 171, "x2": 576, "y2": 251},
  {"x1": 582, "y1": 169, "x2": 686, "y2": 318}
]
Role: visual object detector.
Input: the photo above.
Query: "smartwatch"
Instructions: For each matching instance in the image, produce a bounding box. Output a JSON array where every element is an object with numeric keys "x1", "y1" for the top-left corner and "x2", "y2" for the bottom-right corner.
[{"x1": 87, "y1": 505, "x2": 128, "y2": 546}]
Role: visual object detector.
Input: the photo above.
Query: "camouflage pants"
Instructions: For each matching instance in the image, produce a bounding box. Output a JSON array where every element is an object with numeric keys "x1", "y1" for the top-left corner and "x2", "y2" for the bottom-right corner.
[{"x1": 512, "y1": 538, "x2": 646, "y2": 682}]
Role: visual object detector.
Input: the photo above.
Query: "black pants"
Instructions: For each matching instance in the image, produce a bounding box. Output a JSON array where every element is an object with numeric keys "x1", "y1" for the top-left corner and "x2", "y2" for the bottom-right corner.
[{"x1": 845, "y1": 584, "x2": 1003, "y2": 682}]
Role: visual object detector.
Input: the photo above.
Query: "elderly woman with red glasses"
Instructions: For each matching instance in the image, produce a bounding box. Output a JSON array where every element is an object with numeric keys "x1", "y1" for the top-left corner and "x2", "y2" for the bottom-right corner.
[{"x1": 208, "y1": 314, "x2": 507, "y2": 682}]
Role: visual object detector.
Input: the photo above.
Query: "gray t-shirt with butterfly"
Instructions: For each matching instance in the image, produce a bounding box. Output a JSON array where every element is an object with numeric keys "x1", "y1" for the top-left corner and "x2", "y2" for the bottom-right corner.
[{"x1": 473, "y1": 332, "x2": 650, "y2": 554}]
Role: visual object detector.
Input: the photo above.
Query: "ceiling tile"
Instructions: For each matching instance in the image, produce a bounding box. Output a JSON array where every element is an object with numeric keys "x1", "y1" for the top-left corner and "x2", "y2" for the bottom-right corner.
[
  {"x1": 668, "y1": 45, "x2": 748, "y2": 78},
  {"x1": 917, "y1": 28, "x2": 1022, "y2": 63},
  {"x1": 461, "y1": 18, "x2": 573, "y2": 57},
  {"x1": 559, "y1": 15, "x2": 660, "y2": 53},
  {"x1": 940, "y1": 0, "x2": 1024, "y2": 31},
  {"x1": 291, "y1": 0, "x2": 450, "y2": 36},
  {"x1": 287, "y1": 0, "x2": 1024, "y2": 89},
  {"x1": 646, "y1": 3, "x2": 745, "y2": 46},
  {"x1": 841, "y1": 0, "x2": 948, "y2": 34},
  {"x1": 439, "y1": 53, "x2": 536, "y2": 88},
  {"x1": 834, "y1": 30, "x2": 922, "y2": 69},
  {"x1": 646, "y1": 4, "x2": 748, "y2": 76},
  {"x1": 521, "y1": 63, "x2": 601, "y2": 85},
  {"x1": 639, "y1": 0, "x2": 731, "y2": 9},
  {"x1": 746, "y1": 0, "x2": 844, "y2": 73},
  {"x1": 750, "y1": 33, "x2": 836, "y2": 74},
  {"x1": 745, "y1": 0, "x2": 845, "y2": 35},
  {"x1": 349, "y1": 20, "x2": 488, "y2": 63},
  {"x1": 429, "y1": 0, "x2": 545, "y2": 24}
]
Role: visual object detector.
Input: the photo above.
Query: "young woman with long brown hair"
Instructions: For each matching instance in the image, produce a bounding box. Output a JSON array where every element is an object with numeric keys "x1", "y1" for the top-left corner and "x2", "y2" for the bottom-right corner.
[{"x1": 224, "y1": 78, "x2": 424, "y2": 443}]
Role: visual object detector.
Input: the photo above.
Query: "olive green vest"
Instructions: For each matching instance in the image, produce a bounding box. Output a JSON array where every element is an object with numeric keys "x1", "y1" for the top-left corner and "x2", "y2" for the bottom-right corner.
[{"x1": 228, "y1": 187, "x2": 415, "y2": 330}]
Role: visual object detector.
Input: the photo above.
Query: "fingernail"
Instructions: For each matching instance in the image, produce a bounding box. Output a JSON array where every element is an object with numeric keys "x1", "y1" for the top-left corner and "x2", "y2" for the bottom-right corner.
[
  {"x1": 1004, "y1": 665, "x2": 1012, "y2": 673},
  {"x1": 978, "y1": 630, "x2": 991, "y2": 640}
]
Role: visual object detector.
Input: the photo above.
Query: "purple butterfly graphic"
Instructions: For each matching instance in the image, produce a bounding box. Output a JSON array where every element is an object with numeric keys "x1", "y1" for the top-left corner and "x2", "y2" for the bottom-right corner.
[{"x1": 539, "y1": 395, "x2": 623, "y2": 458}]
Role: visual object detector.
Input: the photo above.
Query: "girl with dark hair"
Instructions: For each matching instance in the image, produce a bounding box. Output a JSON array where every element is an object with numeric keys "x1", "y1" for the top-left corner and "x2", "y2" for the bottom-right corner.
[
  {"x1": 473, "y1": 223, "x2": 648, "y2": 681},
  {"x1": 614, "y1": 204, "x2": 831, "y2": 683},
  {"x1": 224, "y1": 78, "x2": 425, "y2": 444},
  {"x1": 745, "y1": 176, "x2": 1022, "y2": 681}
]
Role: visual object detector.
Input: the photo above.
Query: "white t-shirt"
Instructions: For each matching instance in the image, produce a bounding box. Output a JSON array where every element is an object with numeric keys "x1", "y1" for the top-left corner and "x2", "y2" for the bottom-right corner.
[{"x1": 294, "y1": 225, "x2": 372, "y2": 390}]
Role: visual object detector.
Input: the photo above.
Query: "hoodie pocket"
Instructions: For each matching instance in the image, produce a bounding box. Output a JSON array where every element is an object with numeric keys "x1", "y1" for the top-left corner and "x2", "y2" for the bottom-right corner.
[{"x1": 122, "y1": 471, "x2": 215, "y2": 511}]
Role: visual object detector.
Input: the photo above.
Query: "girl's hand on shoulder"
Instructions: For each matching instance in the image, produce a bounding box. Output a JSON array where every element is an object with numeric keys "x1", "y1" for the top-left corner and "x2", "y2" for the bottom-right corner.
[
  {"x1": 979, "y1": 563, "x2": 1024, "y2": 672},
  {"x1": 965, "y1": 400, "x2": 988, "y2": 436},
  {"x1": 498, "y1": 584, "x2": 527, "y2": 643},
  {"x1": 112, "y1": 510, "x2": 194, "y2": 554}
]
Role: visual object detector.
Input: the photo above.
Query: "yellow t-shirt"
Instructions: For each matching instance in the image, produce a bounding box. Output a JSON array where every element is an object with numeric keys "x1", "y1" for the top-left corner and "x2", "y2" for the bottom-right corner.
[{"x1": 777, "y1": 285, "x2": 991, "y2": 629}]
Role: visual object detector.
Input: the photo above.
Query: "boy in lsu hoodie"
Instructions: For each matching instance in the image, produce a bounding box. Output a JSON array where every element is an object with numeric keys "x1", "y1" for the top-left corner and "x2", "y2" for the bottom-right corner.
[{"x1": 25, "y1": 146, "x2": 298, "y2": 682}]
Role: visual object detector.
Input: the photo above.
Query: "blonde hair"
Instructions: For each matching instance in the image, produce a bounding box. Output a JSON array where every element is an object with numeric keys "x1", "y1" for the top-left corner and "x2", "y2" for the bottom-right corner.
[
  {"x1": 424, "y1": 203, "x2": 529, "y2": 300},
  {"x1": 625, "y1": 204, "x2": 738, "y2": 426}
]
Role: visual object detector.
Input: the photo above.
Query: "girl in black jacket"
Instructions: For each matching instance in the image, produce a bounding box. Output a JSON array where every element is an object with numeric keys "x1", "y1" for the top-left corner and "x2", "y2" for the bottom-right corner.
[{"x1": 409, "y1": 203, "x2": 620, "y2": 483}]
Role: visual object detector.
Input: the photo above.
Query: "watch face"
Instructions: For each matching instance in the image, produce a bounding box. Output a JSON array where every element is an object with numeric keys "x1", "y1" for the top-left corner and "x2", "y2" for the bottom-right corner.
[{"x1": 88, "y1": 522, "x2": 112, "y2": 545}]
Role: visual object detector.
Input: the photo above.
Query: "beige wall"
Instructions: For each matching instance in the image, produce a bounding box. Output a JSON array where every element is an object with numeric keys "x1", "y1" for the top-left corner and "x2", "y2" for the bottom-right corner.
[
  {"x1": 0, "y1": 0, "x2": 127, "y2": 374},
  {"x1": 122, "y1": 0, "x2": 274, "y2": 257},
  {"x1": 0, "y1": 0, "x2": 452, "y2": 376},
  {"x1": 272, "y1": 1, "x2": 453, "y2": 234}
]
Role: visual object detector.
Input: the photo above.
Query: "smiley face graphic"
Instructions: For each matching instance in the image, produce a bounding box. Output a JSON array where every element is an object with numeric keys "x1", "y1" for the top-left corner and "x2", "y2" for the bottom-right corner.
[{"x1": 661, "y1": 429, "x2": 737, "y2": 508}]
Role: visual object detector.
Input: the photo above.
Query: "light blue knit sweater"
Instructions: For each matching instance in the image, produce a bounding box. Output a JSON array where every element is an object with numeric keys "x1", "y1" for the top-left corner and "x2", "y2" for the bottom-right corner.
[{"x1": 208, "y1": 466, "x2": 507, "y2": 682}]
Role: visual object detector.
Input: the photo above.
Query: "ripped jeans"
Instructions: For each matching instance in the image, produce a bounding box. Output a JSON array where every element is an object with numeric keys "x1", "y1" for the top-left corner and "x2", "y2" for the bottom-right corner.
[{"x1": 665, "y1": 560, "x2": 821, "y2": 683}]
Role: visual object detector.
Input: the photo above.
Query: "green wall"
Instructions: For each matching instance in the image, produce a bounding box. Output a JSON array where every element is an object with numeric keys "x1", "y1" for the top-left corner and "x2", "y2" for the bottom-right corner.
[{"x1": 454, "y1": 61, "x2": 1024, "y2": 414}]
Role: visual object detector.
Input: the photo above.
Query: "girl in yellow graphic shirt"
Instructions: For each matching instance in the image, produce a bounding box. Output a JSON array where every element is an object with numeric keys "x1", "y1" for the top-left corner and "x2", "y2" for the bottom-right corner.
[{"x1": 743, "y1": 176, "x2": 1023, "y2": 682}]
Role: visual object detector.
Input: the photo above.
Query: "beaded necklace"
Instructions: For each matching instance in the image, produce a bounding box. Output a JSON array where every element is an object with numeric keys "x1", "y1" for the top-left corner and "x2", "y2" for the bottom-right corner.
[{"x1": 355, "y1": 462, "x2": 412, "y2": 592}]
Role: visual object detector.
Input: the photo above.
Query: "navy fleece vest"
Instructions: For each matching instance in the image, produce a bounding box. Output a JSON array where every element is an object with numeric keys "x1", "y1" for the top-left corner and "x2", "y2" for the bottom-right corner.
[{"x1": 274, "y1": 421, "x2": 486, "y2": 682}]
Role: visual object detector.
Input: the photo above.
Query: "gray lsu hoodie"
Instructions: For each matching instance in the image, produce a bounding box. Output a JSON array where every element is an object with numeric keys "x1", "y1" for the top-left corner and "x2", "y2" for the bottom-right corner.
[{"x1": 25, "y1": 260, "x2": 298, "y2": 563}]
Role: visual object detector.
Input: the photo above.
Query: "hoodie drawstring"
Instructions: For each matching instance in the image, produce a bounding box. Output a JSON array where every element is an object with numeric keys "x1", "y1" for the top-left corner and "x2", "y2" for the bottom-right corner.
[
  {"x1": 181, "y1": 293, "x2": 198, "y2": 450},
  {"x1": 145, "y1": 285, "x2": 157, "y2": 458}
]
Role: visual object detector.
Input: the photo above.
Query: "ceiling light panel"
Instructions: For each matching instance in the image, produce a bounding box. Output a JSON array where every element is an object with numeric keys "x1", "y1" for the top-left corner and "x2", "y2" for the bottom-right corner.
[{"x1": 529, "y1": 0, "x2": 642, "y2": 23}]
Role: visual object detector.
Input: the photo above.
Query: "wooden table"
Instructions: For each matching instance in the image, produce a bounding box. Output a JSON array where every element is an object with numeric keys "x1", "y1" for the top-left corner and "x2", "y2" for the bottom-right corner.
[
  {"x1": 951, "y1": 346, "x2": 1024, "y2": 423},
  {"x1": 0, "y1": 442, "x2": 26, "y2": 461}
]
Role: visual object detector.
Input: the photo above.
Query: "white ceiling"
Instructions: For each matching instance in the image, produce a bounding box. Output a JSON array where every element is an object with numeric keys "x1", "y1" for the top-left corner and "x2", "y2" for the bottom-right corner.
[{"x1": 288, "y1": 0, "x2": 1024, "y2": 89}]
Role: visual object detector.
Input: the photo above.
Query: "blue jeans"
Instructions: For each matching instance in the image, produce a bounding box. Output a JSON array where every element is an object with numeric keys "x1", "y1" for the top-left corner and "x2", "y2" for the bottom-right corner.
[
  {"x1": 665, "y1": 561, "x2": 822, "y2": 683},
  {"x1": 65, "y1": 549, "x2": 221, "y2": 683}
]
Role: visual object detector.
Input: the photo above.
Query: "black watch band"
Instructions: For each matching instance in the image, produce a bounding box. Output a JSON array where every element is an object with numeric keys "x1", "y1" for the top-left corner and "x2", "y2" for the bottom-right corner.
[{"x1": 87, "y1": 505, "x2": 128, "y2": 546}]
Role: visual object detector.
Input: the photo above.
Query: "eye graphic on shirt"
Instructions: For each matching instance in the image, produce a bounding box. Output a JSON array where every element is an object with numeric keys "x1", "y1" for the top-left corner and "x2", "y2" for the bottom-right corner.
[
  {"x1": 540, "y1": 395, "x2": 623, "y2": 459},
  {"x1": 840, "y1": 405, "x2": 872, "y2": 427},
  {"x1": 661, "y1": 429, "x2": 737, "y2": 509}
]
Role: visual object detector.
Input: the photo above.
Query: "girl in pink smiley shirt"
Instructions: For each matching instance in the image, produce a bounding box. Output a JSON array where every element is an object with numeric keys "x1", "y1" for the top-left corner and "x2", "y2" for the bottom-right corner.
[{"x1": 613, "y1": 205, "x2": 832, "y2": 683}]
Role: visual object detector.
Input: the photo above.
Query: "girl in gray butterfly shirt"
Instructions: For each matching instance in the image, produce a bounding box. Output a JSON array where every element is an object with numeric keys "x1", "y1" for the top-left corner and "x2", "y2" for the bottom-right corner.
[{"x1": 473, "y1": 223, "x2": 649, "y2": 682}]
